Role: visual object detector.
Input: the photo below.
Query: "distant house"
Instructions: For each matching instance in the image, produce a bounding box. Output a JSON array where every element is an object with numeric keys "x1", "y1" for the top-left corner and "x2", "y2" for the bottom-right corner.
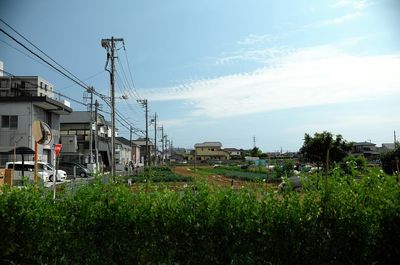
[
  {"x1": 223, "y1": 148, "x2": 241, "y2": 157},
  {"x1": 380, "y1": 143, "x2": 396, "y2": 153},
  {"x1": 115, "y1": 137, "x2": 132, "y2": 167},
  {"x1": 132, "y1": 137, "x2": 153, "y2": 164},
  {"x1": 60, "y1": 111, "x2": 116, "y2": 168},
  {"x1": 189, "y1": 142, "x2": 230, "y2": 161},
  {"x1": 351, "y1": 141, "x2": 380, "y2": 159}
]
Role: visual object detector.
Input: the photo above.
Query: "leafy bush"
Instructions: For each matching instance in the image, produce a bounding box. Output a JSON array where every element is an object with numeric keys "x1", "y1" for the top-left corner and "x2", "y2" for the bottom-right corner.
[
  {"x1": 0, "y1": 172, "x2": 399, "y2": 264},
  {"x1": 340, "y1": 155, "x2": 367, "y2": 176}
]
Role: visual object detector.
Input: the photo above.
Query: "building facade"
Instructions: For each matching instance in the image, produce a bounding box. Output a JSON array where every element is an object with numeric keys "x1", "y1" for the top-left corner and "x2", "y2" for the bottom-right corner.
[
  {"x1": 189, "y1": 142, "x2": 230, "y2": 161},
  {"x1": 0, "y1": 75, "x2": 72, "y2": 166},
  {"x1": 59, "y1": 111, "x2": 115, "y2": 169}
]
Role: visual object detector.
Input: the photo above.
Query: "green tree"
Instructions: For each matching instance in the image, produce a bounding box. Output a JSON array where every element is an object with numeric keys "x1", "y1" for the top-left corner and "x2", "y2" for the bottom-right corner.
[
  {"x1": 299, "y1": 131, "x2": 352, "y2": 170},
  {"x1": 250, "y1": 147, "x2": 262, "y2": 157},
  {"x1": 381, "y1": 147, "x2": 400, "y2": 175}
]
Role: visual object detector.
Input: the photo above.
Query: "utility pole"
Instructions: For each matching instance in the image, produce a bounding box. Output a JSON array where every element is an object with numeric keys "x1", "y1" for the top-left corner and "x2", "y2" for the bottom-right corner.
[
  {"x1": 253, "y1": 136, "x2": 256, "y2": 148},
  {"x1": 89, "y1": 87, "x2": 93, "y2": 164},
  {"x1": 165, "y1": 135, "x2": 169, "y2": 161},
  {"x1": 83, "y1": 87, "x2": 94, "y2": 164},
  {"x1": 94, "y1": 100, "x2": 99, "y2": 170},
  {"x1": 152, "y1": 113, "x2": 158, "y2": 166},
  {"x1": 159, "y1": 125, "x2": 164, "y2": 165},
  {"x1": 394, "y1": 130, "x2": 397, "y2": 149},
  {"x1": 101, "y1": 36, "x2": 123, "y2": 178},
  {"x1": 137, "y1": 99, "x2": 148, "y2": 168}
]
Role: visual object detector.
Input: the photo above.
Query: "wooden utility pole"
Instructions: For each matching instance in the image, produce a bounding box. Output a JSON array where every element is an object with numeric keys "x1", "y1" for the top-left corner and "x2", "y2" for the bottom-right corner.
[
  {"x1": 159, "y1": 125, "x2": 164, "y2": 165},
  {"x1": 137, "y1": 99, "x2": 148, "y2": 168},
  {"x1": 94, "y1": 100, "x2": 99, "y2": 169},
  {"x1": 153, "y1": 113, "x2": 158, "y2": 166},
  {"x1": 101, "y1": 37, "x2": 123, "y2": 178}
]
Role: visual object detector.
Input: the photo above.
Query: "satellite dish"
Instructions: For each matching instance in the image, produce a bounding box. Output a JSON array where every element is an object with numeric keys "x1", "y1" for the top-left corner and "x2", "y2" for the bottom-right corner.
[{"x1": 32, "y1": 120, "x2": 52, "y2": 145}]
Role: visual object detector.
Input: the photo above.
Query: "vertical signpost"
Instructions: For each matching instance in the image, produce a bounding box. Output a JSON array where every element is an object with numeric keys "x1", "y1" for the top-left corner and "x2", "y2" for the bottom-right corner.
[{"x1": 53, "y1": 143, "x2": 62, "y2": 200}]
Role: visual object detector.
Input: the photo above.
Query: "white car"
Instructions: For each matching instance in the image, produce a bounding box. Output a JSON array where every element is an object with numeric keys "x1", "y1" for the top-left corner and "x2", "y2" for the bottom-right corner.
[
  {"x1": 6, "y1": 161, "x2": 67, "y2": 182},
  {"x1": 5, "y1": 162, "x2": 50, "y2": 182}
]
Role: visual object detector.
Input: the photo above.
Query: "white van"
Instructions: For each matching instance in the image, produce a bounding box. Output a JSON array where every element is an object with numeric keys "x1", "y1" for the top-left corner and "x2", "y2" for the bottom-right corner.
[
  {"x1": 5, "y1": 162, "x2": 49, "y2": 183},
  {"x1": 6, "y1": 161, "x2": 67, "y2": 182}
]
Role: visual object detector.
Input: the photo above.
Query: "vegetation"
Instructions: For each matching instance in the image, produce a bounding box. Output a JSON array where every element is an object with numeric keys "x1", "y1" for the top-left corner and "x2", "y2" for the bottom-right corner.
[
  {"x1": 381, "y1": 147, "x2": 400, "y2": 175},
  {"x1": 133, "y1": 166, "x2": 192, "y2": 183},
  {"x1": 0, "y1": 169, "x2": 399, "y2": 264},
  {"x1": 300, "y1": 131, "x2": 352, "y2": 169}
]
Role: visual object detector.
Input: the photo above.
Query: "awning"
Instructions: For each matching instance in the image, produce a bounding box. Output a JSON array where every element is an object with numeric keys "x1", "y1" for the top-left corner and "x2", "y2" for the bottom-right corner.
[{"x1": 0, "y1": 146, "x2": 34, "y2": 155}]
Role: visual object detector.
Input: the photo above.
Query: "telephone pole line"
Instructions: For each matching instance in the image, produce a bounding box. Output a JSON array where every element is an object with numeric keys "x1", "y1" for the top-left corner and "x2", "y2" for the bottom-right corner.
[
  {"x1": 159, "y1": 125, "x2": 164, "y2": 165},
  {"x1": 94, "y1": 100, "x2": 100, "y2": 169},
  {"x1": 138, "y1": 99, "x2": 148, "y2": 168},
  {"x1": 152, "y1": 113, "x2": 158, "y2": 166},
  {"x1": 101, "y1": 36, "x2": 123, "y2": 178}
]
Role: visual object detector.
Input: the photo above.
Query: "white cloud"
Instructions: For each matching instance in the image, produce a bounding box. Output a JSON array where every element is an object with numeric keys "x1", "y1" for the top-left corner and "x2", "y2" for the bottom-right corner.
[
  {"x1": 141, "y1": 45, "x2": 400, "y2": 119},
  {"x1": 332, "y1": 0, "x2": 372, "y2": 9},
  {"x1": 320, "y1": 12, "x2": 361, "y2": 26},
  {"x1": 215, "y1": 47, "x2": 291, "y2": 65},
  {"x1": 237, "y1": 34, "x2": 278, "y2": 46},
  {"x1": 286, "y1": 115, "x2": 400, "y2": 134}
]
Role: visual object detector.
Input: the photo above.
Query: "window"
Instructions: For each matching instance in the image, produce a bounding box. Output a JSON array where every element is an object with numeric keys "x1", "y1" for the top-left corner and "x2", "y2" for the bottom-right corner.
[
  {"x1": 1, "y1": 115, "x2": 18, "y2": 129},
  {"x1": 40, "y1": 82, "x2": 43, "y2": 88}
]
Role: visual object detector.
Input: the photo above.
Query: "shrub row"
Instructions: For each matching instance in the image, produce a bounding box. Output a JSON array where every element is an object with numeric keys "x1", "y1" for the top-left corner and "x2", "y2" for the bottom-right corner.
[{"x1": 0, "y1": 173, "x2": 399, "y2": 264}]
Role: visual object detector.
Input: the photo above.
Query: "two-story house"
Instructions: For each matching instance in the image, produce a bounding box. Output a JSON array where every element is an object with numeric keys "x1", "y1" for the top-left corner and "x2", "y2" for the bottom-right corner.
[
  {"x1": 59, "y1": 111, "x2": 115, "y2": 169},
  {"x1": 190, "y1": 142, "x2": 230, "y2": 161},
  {"x1": 0, "y1": 72, "x2": 72, "y2": 166},
  {"x1": 351, "y1": 141, "x2": 380, "y2": 160}
]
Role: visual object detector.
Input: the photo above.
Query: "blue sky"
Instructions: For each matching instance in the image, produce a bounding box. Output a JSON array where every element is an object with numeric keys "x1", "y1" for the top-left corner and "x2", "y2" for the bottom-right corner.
[{"x1": 1, "y1": 0, "x2": 399, "y2": 151}]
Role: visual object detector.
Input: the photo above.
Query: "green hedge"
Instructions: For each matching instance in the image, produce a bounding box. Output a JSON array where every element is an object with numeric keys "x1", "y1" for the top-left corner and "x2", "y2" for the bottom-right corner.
[{"x1": 0, "y1": 173, "x2": 399, "y2": 264}]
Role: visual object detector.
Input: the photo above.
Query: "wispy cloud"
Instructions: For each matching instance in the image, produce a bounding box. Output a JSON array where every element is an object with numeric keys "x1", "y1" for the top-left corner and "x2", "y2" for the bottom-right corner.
[
  {"x1": 320, "y1": 12, "x2": 361, "y2": 26},
  {"x1": 215, "y1": 47, "x2": 291, "y2": 65},
  {"x1": 332, "y1": 0, "x2": 373, "y2": 9},
  {"x1": 141, "y1": 44, "x2": 400, "y2": 119},
  {"x1": 237, "y1": 34, "x2": 278, "y2": 46},
  {"x1": 286, "y1": 114, "x2": 400, "y2": 134}
]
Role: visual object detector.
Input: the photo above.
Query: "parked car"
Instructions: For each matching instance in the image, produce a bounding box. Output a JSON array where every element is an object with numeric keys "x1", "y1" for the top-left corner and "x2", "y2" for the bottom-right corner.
[
  {"x1": 5, "y1": 161, "x2": 67, "y2": 182},
  {"x1": 58, "y1": 161, "x2": 90, "y2": 178}
]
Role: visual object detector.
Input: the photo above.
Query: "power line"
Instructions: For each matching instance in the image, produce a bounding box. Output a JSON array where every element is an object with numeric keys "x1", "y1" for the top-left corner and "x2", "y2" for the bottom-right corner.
[
  {"x1": 122, "y1": 41, "x2": 142, "y2": 100},
  {"x1": 0, "y1": 38, "x2": 58, "y2": 73},
  {"x1": 0, "y1": 69, "x2": 87, "y2": 106},
  {"x1": 0, "y1": 19, "x2": 144, "y2": 138},
  {"x1": 0, "y1": 18, "x2": 89, "y2": 90}
]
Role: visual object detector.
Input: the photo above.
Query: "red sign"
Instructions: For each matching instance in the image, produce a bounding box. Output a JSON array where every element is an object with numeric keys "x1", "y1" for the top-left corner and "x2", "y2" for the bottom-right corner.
[{"x1": 55, "y1": 144, "x2": 62, "y2": 157}]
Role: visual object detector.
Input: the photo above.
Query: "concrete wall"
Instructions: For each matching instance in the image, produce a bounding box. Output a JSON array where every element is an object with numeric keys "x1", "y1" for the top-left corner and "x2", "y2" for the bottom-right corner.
[{"x1": 0, "y1": 102, "x2": 62, "y2": 165}]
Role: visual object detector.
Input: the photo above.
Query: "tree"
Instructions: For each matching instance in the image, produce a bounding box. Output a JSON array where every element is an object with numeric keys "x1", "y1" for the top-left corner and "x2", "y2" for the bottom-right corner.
[
  {"x1": 250, "y1": 147, "x2": 262, "y2": 157},
  {"x1": 299, "y1": 131, "x2": 352, "y2": 170},
  {"x1": 381, "y1": 147, "x2": 400, "y2": 175}
]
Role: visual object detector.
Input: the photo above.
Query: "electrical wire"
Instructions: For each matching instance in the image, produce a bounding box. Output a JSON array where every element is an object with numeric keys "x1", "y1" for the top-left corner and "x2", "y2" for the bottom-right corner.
[{"x1": 0, "y1": 19, "x2": 145, "y2": 137}]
